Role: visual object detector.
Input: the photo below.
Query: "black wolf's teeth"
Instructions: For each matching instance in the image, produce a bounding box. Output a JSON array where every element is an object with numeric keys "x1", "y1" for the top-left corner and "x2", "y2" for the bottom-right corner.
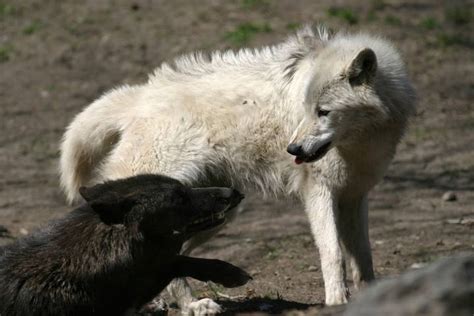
[{"x1": 189, "y1": 211, "x2": 225, "y2": 226}]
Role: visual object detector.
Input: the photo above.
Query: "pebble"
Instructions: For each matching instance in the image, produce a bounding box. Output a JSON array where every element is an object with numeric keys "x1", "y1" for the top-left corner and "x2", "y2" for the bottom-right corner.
[
  {"x1": 410, "y1": 262, "x2": 426, "y2": 269},
  {"x1": 446, "y1": 217, "x2": 474, "y2": 225},
  {"x1": 442, "y1": 191, "x2": 457, "y2": 202},
  {"x1": 19, "y1": 228, "x2": 28, "y2": 235},
  {"x1": 308, "y1": 265, "x2": 318, "y2": 272}
]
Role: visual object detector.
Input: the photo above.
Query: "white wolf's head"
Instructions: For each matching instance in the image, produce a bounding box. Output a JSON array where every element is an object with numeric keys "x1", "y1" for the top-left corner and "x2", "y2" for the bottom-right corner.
[{"x1": 286, "y1": 32, "x2": 415, "y2": 164}]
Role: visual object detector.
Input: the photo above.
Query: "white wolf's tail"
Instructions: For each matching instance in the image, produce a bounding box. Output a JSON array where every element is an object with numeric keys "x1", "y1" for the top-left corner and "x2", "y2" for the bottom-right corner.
[{"x1": 60, "y1": 86, "x2": 138, "y2": 203}]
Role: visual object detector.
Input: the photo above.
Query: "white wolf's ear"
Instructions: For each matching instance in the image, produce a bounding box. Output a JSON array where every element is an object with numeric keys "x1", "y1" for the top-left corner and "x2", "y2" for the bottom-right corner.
[{"x1": 347, "y1": 48, "x2": 377, "y2": 86}]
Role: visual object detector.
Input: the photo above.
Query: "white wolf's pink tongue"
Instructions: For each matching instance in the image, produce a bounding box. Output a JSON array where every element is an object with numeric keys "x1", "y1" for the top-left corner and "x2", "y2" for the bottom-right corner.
[{"x1": 294, "y1": 157, "x2": 304, "y2": 165}]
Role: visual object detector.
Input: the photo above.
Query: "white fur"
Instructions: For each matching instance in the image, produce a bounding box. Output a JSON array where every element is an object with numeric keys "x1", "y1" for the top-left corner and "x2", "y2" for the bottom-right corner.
[{"x1": 60, "y1": 25, "x2": 415, "y2": 309}]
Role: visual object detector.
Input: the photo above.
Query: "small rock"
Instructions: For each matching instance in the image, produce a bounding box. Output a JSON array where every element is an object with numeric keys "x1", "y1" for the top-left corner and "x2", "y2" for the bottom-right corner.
[
  {"x1": 446, "y1": 217, "x2": 474, "y2": 226},
  {"x1": 442, "y1": 191, "x2": 457, "y2": 202},
  {"x1": 285, "y1": 276, "x2": 291, "y2": 281},
  {"x1": 460, "y1": 217, "x2": 474, "y2": 225},
  {"x1": 410, "y1": 262, "x2": 426, "y2": 269},
  {"x1": 374, "y1": 240, "x2": 385, "y2": 245},
  {"x1": 446, "y1": 218, "x2": 462, "y2": 224},
  {"x1": 19, "y1": 228, "x2": 28, "y2": 235},
  {"x1": 40, "y1": 90, "x2": 50, "y2": 98},
  {"x1": 308, "y1": 265, "x2": 318, "y2": 272},
  {"x1": 250, "y1": 270, "x2": 260, "y2": 276}
]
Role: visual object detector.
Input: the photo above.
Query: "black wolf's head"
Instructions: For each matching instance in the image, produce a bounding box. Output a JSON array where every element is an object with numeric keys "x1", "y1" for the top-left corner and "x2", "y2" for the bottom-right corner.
[{"x1": 79, "y1": 174, "x2": 243, "y2": 240}]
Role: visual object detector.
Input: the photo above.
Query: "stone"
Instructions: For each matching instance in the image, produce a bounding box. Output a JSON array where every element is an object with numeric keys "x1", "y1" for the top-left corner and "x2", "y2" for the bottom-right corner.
[
  {"x1": 344, "y1": 255, "x2": 474, "y2": 316},
  {"x1": 442, "y1": 191, "x2": 457, "y2": 202}
]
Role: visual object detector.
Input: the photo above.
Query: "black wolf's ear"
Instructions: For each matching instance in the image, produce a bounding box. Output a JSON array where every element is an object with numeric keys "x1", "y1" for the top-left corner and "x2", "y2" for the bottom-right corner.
[
  {"x1": 79, "y1": 186, "x2": 135, "y2": 224},
  {"x1": 347, "y1": 48, "x2": 377, "y2": 86},
  {"x1": 79, "y1": 186, "x2": 99, "y2": 202}
]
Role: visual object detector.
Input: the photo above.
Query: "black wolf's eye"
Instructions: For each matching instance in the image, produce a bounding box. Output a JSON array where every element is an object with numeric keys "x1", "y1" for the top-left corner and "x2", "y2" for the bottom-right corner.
[{"x1": 317, "y1": 109, "x2": 330, "y2": 117}]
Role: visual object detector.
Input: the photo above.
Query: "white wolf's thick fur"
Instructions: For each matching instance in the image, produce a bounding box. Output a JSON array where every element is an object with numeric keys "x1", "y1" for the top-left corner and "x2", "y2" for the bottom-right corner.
[{"x1": 60, "y1": 25, "x2": 415, "y2": 311}]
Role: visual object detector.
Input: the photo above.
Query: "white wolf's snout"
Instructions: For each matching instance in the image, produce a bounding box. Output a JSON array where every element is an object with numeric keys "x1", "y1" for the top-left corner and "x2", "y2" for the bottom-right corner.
[{"x1": 287, "y1": 131, "x2": 334, "y2": 164}]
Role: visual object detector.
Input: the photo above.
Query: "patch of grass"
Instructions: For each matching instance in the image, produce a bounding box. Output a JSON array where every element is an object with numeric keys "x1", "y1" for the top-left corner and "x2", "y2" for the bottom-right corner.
[
  {"x1": 0, "y1": 2, "x2": 15, "y2": 16},
  {"x1": 22, "y1": 21, "x2": 41, "y2": 35},
  {"x1": 436, "y1": 33, "x2": 471, "y2": 47},
  {"x1": 327, "y1": 7, "x2": 358, "y2": 25},
  {"x1": 445, "y1": 6, "x2": 472, "y2": 25},
  {"x1": 264, "y1": 244, "x2": 280, "y2": 260},
  {"x1": 286, "y1": 22, "x2": 300, "y2": 31},
  {"x1": 420, "y1": 17, "x2": 439, "y2": 30},
  {"x1": 366, "y1": 10, "x2": 378, "y2": 22},
  {"x1": 413, "y1": 126, "x2": 431, "y2": 141},
  {"x1": 384, "y1": 14, "x2": 401, "y2": 25},
  {"x1": 370, "y1": 0, "x2": 385, "y2": 11},
  {"x1": 206, "y1": 282, "x2": 225, "y2": 298},
  {"x1": 412, "y1": 250, "x2": 439, "y2": 264},
  {"x1": 0, "y1": 45, "x2": 13, "y2": 63},
  {"x1": 241, "y1": 0, "x2": 269, "y2": 9},
  {"x1": 263, "y1": 290, "x2": 283, "y2": 300},
  {"x1": 225, "y1": 22, "x2": 272, "y2": 45}
]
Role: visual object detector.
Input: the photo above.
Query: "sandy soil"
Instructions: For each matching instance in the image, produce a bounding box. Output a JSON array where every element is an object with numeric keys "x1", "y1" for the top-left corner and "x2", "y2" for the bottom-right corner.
[{"x1": 1, "y1": 0, "x2": 473, "y2": 314}]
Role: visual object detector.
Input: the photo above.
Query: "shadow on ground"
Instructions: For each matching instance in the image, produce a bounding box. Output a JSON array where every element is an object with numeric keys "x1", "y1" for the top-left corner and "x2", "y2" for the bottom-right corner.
[{"x1": 217, "y1": 297, "x2": 325, "y2": 315}]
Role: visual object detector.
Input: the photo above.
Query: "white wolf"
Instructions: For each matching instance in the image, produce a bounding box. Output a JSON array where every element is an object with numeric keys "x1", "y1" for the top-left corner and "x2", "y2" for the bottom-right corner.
[{"x1": 60, "y1": 25, "x2": 415, "y2": 313}]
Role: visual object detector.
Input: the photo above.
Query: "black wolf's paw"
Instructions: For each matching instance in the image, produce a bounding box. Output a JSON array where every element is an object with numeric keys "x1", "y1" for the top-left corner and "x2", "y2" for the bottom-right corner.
[{"x1": 209, "y1": 260, "x2": 252, "y2": 288}]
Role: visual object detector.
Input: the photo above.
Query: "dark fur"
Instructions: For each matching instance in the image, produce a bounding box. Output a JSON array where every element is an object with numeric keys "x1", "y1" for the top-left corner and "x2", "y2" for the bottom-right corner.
[{"x1": 0, "y1": 174, "x2": 250, "y2": 316}]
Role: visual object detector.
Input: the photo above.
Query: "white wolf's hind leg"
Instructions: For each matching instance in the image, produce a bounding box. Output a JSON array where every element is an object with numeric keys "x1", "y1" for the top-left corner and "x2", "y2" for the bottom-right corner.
[
  {"x1": 167, "y1": 278, "x2": 221, "y2": 316},
  {"x1": 339, "y1": 195, "x2": 374, "y2": 291},
  {"x1": 167, "y1": 204, "x2": 243, "y2": 315}
]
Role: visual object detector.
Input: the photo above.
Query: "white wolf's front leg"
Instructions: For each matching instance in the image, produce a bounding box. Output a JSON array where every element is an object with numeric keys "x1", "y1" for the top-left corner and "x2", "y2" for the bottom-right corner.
[
  {"x1": 339, "y1": 195, "x2": 374, "y2": 290},
  {"x1": 305, "y1": 186, "x2": 349, "y2": 305}
]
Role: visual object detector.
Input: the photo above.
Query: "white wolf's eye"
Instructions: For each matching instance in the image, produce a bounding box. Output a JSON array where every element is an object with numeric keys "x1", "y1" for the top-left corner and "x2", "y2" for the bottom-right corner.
[{"x1": 317, "y1": 109, "x2": 330, "y2": 117}]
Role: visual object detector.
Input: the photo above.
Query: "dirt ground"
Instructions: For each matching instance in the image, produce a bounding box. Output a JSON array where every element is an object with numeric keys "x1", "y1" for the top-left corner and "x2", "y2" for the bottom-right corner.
[{"x1": 1, "y1": 0, "x2": 473, "y2": 314}]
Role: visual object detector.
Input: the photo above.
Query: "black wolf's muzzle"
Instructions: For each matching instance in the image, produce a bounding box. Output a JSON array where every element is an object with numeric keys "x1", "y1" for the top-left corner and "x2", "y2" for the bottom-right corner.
[{"x1": 185, "y1": 187, "x2": 244, "y2": 234}]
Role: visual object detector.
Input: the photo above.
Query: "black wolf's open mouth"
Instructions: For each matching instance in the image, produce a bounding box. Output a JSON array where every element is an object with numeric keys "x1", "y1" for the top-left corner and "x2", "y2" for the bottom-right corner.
[
  {"x1": 186, "y1": 209, "x2": 228, "y2": 233},
  {"x1": 295, "y1": 141, "x2": 332, "y2": 164}
]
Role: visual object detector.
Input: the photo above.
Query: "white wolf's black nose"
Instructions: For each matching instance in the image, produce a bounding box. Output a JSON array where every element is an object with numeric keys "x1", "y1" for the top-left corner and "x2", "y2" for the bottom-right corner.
[{"x1": 287, "y1": 143, "x2": 303, "y2": 156}]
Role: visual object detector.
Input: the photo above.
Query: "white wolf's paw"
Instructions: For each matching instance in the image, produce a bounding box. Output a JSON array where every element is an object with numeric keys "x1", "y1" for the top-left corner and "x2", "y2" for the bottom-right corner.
[
  {"x1": 182, "y1": 298, "x2": 222, "y2": 315},
  {"x1": 325, "y1": 286, "x2": 349, "y2": 306}
]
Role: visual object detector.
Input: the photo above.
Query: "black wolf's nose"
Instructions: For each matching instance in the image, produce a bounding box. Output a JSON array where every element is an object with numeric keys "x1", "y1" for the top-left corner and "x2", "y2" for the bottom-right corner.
[{"x1": 287, "y1": 143, "x2": 303, "y2": 156}]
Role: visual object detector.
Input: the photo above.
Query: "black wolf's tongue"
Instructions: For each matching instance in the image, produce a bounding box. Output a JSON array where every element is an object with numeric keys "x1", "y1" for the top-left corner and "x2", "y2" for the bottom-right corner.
[{"x1": 294, "y1": 157, "x2": 304, "y2": 165}]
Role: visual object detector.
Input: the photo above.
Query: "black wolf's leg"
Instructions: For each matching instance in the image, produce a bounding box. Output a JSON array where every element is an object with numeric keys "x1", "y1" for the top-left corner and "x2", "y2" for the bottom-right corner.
[{"x1": 174, "y1": 256, "x2": 252, "y2": 288}]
